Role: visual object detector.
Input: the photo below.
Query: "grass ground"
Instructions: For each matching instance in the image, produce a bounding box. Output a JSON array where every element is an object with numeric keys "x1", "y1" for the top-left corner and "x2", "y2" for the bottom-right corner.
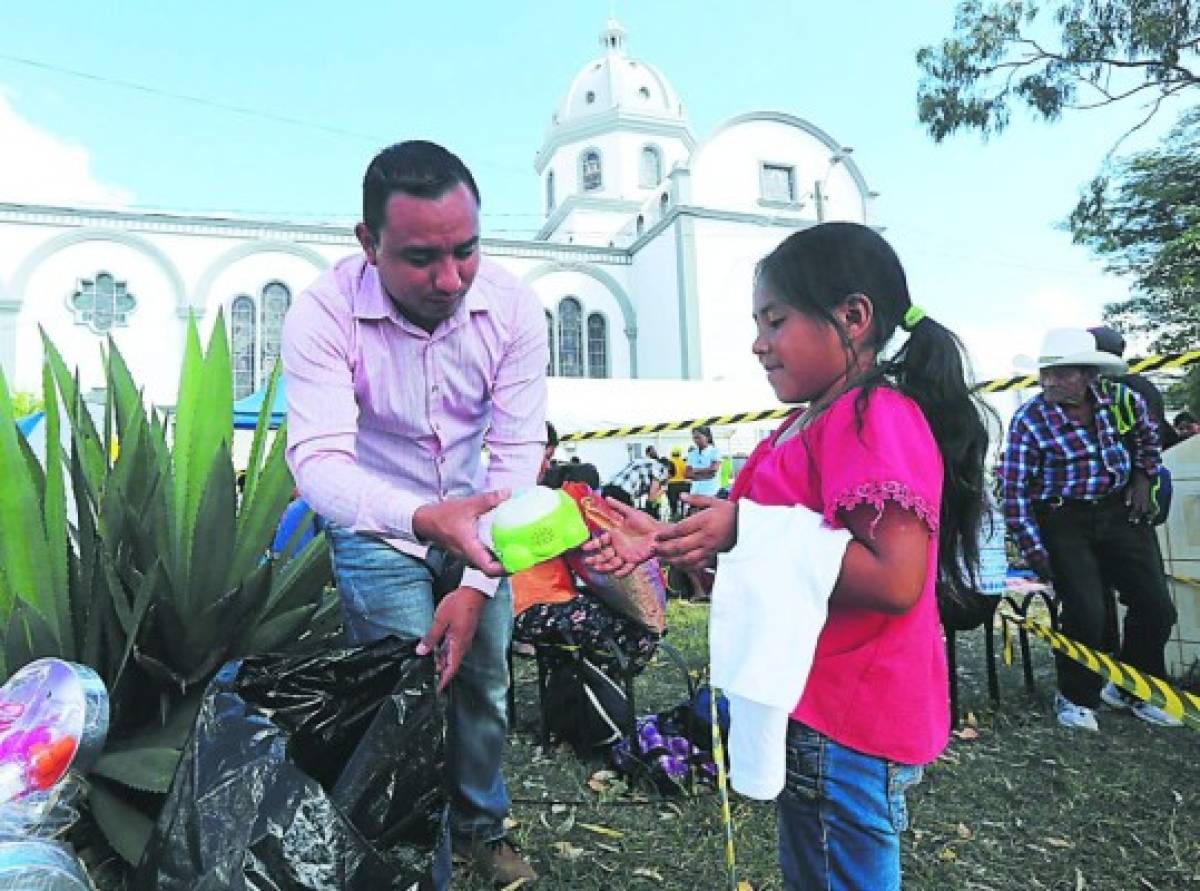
[{"x1": 460, "y1": 600, "x2": 1200, "y2": 890}]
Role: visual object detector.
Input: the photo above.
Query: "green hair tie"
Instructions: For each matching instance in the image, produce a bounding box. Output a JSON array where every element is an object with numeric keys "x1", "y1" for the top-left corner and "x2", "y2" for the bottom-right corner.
[{"x1": 902, "y1": 305, "x2": 927, "y2": 332}]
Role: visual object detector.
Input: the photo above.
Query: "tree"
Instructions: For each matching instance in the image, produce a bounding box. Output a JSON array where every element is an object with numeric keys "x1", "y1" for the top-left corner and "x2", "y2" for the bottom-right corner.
[
  {"x1": 1068, "y1": 107, "x2": 1200, "y2": 350},
  {"x1": 917, "y1": 2, "x2": 1200, "y2": 143}
]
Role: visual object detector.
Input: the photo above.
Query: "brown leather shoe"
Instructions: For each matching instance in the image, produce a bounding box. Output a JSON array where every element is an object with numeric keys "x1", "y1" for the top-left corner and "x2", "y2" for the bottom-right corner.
[{"x1": 453, "y1": 836, "x2": 537, "y2": 887}]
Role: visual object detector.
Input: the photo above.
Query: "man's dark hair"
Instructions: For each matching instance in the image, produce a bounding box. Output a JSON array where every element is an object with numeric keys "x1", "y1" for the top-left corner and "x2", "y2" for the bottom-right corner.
[
  {"x1": 362, "y1": 140, "x2": 481, "y2": 240},
  {"x1": 1176, "y1": 411, "x2": 1197, "y2": 426}
]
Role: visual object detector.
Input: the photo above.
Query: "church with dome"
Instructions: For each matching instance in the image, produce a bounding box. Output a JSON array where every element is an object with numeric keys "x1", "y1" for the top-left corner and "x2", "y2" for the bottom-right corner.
[{"x1": 0, "y1": 19, "x2": 875, "y2": 411}]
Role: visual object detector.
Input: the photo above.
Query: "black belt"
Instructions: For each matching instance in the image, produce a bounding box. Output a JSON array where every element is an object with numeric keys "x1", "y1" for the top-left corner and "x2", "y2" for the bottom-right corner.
[{"x1": 1038, "y1": 491, "x2": 1122, "y2": 510}]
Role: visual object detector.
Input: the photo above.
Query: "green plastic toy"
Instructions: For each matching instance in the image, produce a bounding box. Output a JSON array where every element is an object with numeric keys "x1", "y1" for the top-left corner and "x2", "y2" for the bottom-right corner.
[{"x1": 490, "y1": 486, "x2": 590, "y2": 574}]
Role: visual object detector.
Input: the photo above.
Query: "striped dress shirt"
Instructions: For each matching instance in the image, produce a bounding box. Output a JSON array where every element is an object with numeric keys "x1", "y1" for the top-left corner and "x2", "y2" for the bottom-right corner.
[
  {"x1": 282, "y1": 253, "x2": 548, "y2": 595},
  {"x1": 1000, "y1": 382, "x2": 1160, "y2": 562}
]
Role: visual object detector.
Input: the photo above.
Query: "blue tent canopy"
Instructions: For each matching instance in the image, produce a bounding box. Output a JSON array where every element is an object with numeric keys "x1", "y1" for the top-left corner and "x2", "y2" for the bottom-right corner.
[
  {"x1": 233, "y1": 381, "x2": 287, "y2": 430},
  {"x1": 16, "y1": 411, "x2": 45, "y2": 436}
]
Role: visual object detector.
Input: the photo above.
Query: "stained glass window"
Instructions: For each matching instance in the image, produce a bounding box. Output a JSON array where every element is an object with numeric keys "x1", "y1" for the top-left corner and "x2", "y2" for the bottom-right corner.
[
  {"x1": 231, "y1": 295, "x2": 257, "y2": 399},
  {"x1": 70, "y1": 272, "x2": 136, "y2": 335},
  {"x1": 558, "y1": 297, "x2": 584, "y2": 378},
  {"x1": 580, "y1": 150, "x2": 602, "y2": 191},
  {"x1": 587, "y1": 313, "x2": 608, "y2": 378},
  {"x1": 259, "y1": 282, "x2": 290, "y2": 387}
]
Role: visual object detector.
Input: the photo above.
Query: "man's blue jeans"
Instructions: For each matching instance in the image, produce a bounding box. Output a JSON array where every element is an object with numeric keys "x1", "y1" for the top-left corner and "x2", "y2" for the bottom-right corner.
[
  {"x1": 329, "y1": 528, "x2": 513, "y2": 879},
  {"x1": 777, "y1": 721, "x2": 924, "y2": 890}
]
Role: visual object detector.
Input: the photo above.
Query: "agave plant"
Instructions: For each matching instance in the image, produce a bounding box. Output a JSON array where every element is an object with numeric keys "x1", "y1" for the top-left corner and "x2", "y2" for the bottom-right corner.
[{"x1": 0, "y1": 312, "x2": 337, "y2": 867}]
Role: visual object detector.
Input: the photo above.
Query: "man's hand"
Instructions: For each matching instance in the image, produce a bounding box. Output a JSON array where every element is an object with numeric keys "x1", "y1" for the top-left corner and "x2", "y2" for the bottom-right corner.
[
  {"x1": 580, "y1": 497, "x2": 663, "y2": 577},
  {"x1": 654, "y1": 495, "x2": 737, "y2": 572},
  {"x1": 1125, "y1": 471, "x2": 1155, "y2": 525},
  {"x1": 417, "y1": 587, "x2": 486, "y2": 692},
  {"x1": 413, "y1": 491, "x2": 509, "y2": 576},
  {"x1": 1028, "y1": 551, "x2": 1054, "y2": 583}
]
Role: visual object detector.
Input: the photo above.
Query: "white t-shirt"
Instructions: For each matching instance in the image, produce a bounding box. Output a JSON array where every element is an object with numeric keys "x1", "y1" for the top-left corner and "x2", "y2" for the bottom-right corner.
[{"x1": 687, "y1": 444, "x2": 721, "y2": 497}]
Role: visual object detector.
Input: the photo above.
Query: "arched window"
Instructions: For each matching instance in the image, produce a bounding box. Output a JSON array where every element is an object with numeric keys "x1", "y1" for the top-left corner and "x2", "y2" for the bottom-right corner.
[
  {"x1": 545, "y1": 310, "x2": 556, "y2": 376},
  {"x1": 231, "y1": 295, "x2": 257, "y2": 399},
  {"x1": 546, "y1": 170, "x2": 556, "y2": 214},
  {"x1": 639, "y1": 145, "x2": 663, "y2": 188},
  {"x1": 635, "y1": 214, "x2": 645, "y2": 237},
  {"x1": 660, "y1": 192, "x2": 669, "y2": 212},
  {"x1": 587, "y1": 313, "x2": 608, "y2": 378},
  {"x1": 558, "y1": 297, "x2": 584, "y2": 378},
  {"x1": 580, "y1": 150, "x2": 602, "y2": 192},
  {"x1": 69, "y1": 271, "x2": 137, "y2": 335},
  {"x1": 259, "y1": 282, "x2": 290, "y2": 387}
]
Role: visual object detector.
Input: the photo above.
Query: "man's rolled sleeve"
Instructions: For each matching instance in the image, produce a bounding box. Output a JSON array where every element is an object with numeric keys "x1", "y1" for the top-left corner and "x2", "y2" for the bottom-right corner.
[{"x1": 282, "y1": 289, "x2": 424, "y2": 538}]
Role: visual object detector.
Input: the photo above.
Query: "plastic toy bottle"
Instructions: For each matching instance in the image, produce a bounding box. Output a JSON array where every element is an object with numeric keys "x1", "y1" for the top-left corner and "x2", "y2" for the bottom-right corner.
[{"x1": 490, "y1": 486, "x2": 590, "y2": 573}]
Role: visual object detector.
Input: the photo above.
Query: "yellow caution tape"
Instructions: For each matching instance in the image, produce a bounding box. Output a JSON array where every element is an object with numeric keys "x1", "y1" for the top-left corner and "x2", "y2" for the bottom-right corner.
[
  {"x1": 710, "y1": 685, "x2": 738, "y2": 891},
  {"x1": 998, "y1": 609, "x2": 1200, "y2": 732},
  {"x1": 559, "y1": 349, "x2": 1200, "y2": 442}
]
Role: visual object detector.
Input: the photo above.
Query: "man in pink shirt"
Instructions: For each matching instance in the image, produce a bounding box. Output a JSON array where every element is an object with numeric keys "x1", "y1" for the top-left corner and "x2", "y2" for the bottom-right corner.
[{"x1": 282, "y1": 141, "x2": 546, "y2": 888}]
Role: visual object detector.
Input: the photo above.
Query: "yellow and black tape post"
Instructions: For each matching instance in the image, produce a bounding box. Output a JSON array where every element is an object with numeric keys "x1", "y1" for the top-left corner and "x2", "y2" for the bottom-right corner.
[
  {"x1": 998, "y1": 608, "x2": 1200, "y2": 732},
  {"x1": 559, "y1": 349, "x2": 1200, "y2": 442}
]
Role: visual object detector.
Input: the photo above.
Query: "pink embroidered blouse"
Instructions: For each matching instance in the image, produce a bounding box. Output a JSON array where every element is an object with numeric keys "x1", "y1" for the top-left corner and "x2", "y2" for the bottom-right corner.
[{"x1": 729, "y1": 386, "x2": 948, "y2": 765}]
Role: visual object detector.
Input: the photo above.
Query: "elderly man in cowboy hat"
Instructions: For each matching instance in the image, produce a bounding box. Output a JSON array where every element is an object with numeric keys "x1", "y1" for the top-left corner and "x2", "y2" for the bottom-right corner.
[{"x1": 1000, "y1": 328, "x2": 1180, "y2": 730}]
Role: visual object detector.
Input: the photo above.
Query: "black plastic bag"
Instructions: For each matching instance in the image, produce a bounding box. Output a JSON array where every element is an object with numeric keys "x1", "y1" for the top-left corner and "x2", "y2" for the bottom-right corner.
[{"x1": 135, "y1": 637, "x2": 445, "y2": 891}]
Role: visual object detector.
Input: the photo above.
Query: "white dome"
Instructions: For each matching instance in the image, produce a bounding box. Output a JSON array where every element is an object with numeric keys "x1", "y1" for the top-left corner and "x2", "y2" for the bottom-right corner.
[{"x1": 550, "y1": 19, "x2": 685, "y2": 129}]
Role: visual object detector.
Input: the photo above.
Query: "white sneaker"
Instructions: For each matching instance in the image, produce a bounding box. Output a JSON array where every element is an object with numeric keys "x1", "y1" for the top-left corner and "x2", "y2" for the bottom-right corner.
[
  {"x1": 1055, "y1": 692, "x2": 1099, "y2": 731},
  {"x1": 1100, "y1": 682, "x2": 1130, "y2": 710},
  {"x1": 1101, "y1": 682, "x2": 1183, "y2": 727}
]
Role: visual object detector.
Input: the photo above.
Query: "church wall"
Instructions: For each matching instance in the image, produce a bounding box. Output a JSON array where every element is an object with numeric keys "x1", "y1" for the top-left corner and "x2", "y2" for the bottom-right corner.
[
  {"x1": 15, "y1": 238, "x2": 185, "y2": 406},
  {"x1": 689, "y1": 215, "x2": 795, "y2": 386},
  {"x1": 690, "y1": 119, "x2": 866, "y2": 222},
  {"x1": 627, "y1": 223, "x2": 682, "y2": 379}
]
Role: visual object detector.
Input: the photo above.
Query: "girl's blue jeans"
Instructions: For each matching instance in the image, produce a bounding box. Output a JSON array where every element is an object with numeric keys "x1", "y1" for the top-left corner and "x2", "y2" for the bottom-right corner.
[
  {"x1": 777, "y1": 721, "x2": 924, "y2": 891},
  {"x1": 329, "y1": 526, "x2": 513, "y2": 890}
]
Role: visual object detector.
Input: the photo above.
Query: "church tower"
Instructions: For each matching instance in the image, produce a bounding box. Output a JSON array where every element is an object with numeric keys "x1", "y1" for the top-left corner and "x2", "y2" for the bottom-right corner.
[{"x1": 535, "y1": 19, "x2": 695, "y2": 245}]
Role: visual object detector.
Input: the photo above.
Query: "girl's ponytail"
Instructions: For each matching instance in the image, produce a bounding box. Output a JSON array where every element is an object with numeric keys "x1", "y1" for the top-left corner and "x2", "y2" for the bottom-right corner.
[{"x1": 882, "y1": 311, "x2": 994, "y2": 599}]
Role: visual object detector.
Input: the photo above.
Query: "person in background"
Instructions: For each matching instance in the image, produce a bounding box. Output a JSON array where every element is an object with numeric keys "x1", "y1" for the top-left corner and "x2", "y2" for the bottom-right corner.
[
  {"x1": 1089, "y1": 325, "x2": 1180, "y2": 450},
  {"x1": 1001, "y1": 327, "x2": 1179, "y2": 731},
  {"x1": 271, "y1": 491, "x2": 326, "y2": 560},
  {"x1": 665, "y1": 446, "x2": 690, "y2": 521},
  {"x1": 1175, "y1": 411, "x2": 1198, "y2": 441},
  {"x1": 684, "y1": 425, "x2": 720, "y2": 510},
  {"x1": 603, "y1": 452, "x2": 668, "y2": 516},
  {"x1": 539, "y1": 422, "x2": 559, "y2": 482},
  {"x1": 282, "y1": 140, "x2": 545, "y2": 888}
]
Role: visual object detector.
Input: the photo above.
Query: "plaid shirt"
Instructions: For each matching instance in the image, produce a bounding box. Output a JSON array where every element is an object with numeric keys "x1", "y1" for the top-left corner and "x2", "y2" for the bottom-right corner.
[
  {"x1": 1000, "y1": 381, "x2": 1161, "y2": 562},
  {"x1": 607, "y1": 457, "x2": 668, "y2": 501}
]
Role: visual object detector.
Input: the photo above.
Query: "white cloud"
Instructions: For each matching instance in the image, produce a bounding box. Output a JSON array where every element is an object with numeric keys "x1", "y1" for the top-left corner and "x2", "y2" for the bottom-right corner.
[{"x1": 0, "y1": 91, "x2": 133, "y2": 207}]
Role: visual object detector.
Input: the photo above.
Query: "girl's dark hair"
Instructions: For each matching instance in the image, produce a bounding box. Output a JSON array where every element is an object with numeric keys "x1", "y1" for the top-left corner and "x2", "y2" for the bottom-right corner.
[
  {"x1": 756, "y1": 222, "x2": 995, "y2": 598},
  {"x1": 559, "y1": 462, "x2": 601, "y2": 490}
]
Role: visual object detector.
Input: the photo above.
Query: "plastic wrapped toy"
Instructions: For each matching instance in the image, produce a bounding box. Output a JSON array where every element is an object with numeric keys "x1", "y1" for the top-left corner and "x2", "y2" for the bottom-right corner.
[
  {"x1": 490, "y1": 485, "x2": 590, "y2": 573},
  {"x1": 0, "y1": 660, "x2": 109, "y2": 811}
]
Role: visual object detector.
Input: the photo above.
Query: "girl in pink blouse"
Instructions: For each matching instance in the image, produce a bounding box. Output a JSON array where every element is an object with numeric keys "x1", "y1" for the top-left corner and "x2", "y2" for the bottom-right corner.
[{"x1": 589, "y1": 223, "x2": 991, "y2": 889}]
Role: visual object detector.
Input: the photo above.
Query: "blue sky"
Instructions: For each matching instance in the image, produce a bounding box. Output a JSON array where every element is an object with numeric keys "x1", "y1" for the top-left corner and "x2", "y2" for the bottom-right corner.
[{"x1": 0, "y1": 0, "x2": 1190, "y2": 377}]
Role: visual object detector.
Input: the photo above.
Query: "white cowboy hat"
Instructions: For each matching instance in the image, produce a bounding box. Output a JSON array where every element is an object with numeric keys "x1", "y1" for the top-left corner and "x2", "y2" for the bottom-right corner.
[{"x1": 1014, "y1": 327, "x2": 1127, "y2": 375}]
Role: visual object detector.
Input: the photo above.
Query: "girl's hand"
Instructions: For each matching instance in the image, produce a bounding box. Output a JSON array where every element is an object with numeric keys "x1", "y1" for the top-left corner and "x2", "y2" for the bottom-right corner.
[
  {"x1": 580, "y1": 497, "x2": 666, "y2": 577},
  {"x1": 654, "y1": 495, "x2": 737, "y2": 571}
]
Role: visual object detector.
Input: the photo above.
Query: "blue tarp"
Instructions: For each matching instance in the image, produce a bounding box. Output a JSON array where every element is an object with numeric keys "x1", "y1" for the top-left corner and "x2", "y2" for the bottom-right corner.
[
  {"x1": 233, "y1": 381, "x2": 286, "y2": 430},
  {"x1": 16, "y1": 411, "x2": 45, "y2": 436}
]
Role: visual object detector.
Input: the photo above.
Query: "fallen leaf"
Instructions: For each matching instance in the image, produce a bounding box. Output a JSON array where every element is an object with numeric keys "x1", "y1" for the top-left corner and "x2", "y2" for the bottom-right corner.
[
  {"x1": 737, "y1": 883, "x2": 755, "y2": 891},
  {"x1": 1075, "y1": 867, "x2": 1086, "y2": 890},
  {"x1": 578, "y1": 822, "x2": 624, "y2": 838},
  {"x1": 953, "y1": 727, "x2": 979, "y2": 741},
  {"x1": 552, "y1": 841, "x2": 586, "y2": 860},
  {"x1": 1046, "y1": 837, "x2": 1073, "y2": 848},
  {"x1": 632, "y1": 867, "x2": 664, "y2": 882},
  {"x1": 938, "y1": 847, "x2": 958, "y2": 862},
  {"x1": 597, "y1": 842, "x2": 621, "y2": 854},
  {"x1": 500, "y1": 879, "x2": 531, "y2": 891}
]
